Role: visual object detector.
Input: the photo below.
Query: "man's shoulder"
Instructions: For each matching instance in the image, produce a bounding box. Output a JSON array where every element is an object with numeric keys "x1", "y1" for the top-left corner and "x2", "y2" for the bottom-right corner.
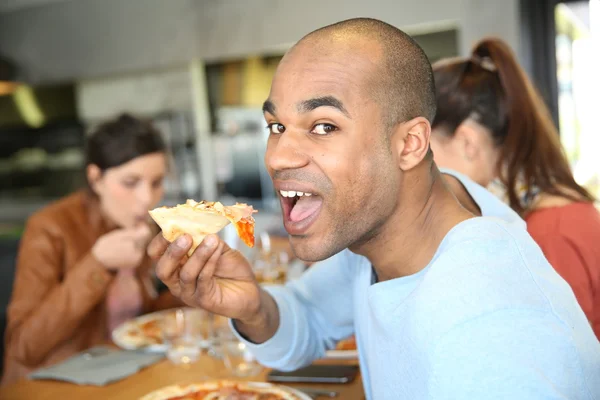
[
  {"x1": 438, "y1": 216, "x2": 533, "y2": 257},
  {"x1": 431, "y1": 217, "x2": 563, "y2": 300},
  {"x1": 415, "y1": 217, "x2": 583, "y2": 337}
]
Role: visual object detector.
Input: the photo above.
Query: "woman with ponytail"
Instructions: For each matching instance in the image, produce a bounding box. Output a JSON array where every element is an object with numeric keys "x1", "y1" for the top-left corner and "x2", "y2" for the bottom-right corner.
[{"x1": 430, "y1": 37, "x2": 600, "y2": 339}]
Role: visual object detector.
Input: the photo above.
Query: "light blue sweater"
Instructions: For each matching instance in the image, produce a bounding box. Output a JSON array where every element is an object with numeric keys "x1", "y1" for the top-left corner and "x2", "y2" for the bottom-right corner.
[{"x1": 235, "y1": 170, "x2": 600, "y2": 399}]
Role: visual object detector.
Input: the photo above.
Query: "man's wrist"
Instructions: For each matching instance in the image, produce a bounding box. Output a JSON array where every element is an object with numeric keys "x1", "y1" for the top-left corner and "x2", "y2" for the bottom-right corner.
[
  {"x1": 237, "y1": 289, "x2": 271, "y2": 327},
  {"x1": 233, "y1": 290, "x2": 279, "y2": 344}
]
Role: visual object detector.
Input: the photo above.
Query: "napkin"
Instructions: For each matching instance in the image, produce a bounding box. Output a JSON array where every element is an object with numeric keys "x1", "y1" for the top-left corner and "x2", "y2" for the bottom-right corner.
[{"x1": 29, "y1": 346, "x2": 164, "y2": 386}]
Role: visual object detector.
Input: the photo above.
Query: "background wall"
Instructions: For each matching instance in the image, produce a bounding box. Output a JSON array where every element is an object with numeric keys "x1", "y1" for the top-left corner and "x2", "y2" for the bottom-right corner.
[{"x1": 0, "y1": 0, "x2": 520, "y2": 84}]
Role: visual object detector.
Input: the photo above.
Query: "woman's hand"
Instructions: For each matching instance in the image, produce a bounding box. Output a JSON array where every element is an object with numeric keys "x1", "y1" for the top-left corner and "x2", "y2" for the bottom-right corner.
[{"x1": 92, "y1": 225, "x2": 152, "y2": 270}]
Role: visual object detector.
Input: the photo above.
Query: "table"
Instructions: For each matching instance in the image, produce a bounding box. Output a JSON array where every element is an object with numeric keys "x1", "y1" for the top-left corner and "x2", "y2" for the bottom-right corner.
[{"x1": 0, "y1": 354, "x2": 364, "y2": 400}]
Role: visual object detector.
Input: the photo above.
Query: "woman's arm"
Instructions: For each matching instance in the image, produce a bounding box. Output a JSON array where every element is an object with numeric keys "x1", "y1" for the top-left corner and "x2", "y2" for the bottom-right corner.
[{"x1": 5, "y1": 216, "x2": 114, "y2": 367}]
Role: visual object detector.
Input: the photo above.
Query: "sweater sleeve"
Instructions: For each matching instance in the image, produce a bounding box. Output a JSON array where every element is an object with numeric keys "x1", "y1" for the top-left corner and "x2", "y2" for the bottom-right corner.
[
  {"x1": 231, "y1": 251, "x2": 357, "y2": 370},
  {"x1": 428, "y1": 309, "x2": 593, "y2": 399}
]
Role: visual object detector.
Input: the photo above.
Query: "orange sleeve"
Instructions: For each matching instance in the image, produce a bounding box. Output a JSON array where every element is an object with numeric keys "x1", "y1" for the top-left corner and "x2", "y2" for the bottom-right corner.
[
  {"x1": 5, "y1": 216, "x2": 114, "y2": 367},
  {"x1": 532, "y1": 232, "x2": 594, "y2": 323}
]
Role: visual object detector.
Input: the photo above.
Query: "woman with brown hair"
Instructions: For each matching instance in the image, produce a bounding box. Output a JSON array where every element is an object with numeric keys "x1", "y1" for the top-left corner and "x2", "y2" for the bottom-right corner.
[
  {"x1": 2, "y1": 114, "x2": 181, "y2": 384},
  {"x1": 430, "y1": 38, "x2": 600, "y2": 339}
]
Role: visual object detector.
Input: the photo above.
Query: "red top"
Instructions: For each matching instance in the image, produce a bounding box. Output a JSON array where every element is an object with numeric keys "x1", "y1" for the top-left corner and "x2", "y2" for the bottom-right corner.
[{"x1": 526, "y1": 202, "x2": 600, "y2": 340}]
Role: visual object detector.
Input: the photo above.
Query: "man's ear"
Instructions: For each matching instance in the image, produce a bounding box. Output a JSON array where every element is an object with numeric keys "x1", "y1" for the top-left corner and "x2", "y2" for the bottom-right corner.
[{"x1": 390, "y1": 117, "x2": 431, "y2": 171}]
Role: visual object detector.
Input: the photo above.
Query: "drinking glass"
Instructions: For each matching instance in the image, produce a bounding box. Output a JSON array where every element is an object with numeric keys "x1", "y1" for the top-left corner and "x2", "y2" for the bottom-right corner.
[
  {"x1": 203, "y1": 315, "x2": 262, "y2": 377},
  {"x1": 207, "y1": 315, "x2": 235, "y2": 359},
  {"x1": 162, "y1": 308, "x2": 204, "y2": 364},
  {"x1": 222, "y1": 337, "x2": 263, "y2": 377}
]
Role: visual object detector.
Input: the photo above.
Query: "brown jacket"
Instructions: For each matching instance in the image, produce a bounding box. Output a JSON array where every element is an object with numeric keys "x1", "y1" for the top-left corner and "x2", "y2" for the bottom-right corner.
[{"x1": 2, "y1": 191, "x2": 179, "y2": 385}]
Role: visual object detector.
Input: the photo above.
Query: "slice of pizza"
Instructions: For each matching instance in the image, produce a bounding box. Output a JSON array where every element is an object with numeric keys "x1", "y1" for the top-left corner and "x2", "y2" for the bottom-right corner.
[{"x1": 149, "y1": 200, "x2": 257, "y2": 256}]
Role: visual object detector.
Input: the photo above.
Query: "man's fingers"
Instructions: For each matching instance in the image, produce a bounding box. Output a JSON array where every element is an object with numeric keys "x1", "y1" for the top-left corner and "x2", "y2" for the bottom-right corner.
[
  {"x1": 195, "y1": 241, "x2": 224, "y2": 296},
  {"x1": 155, "y1": 234, "x2": 192, "y2": 288},
  {"x1": 178, "y1": 235, "x2": 220, "y2": 297},
  {"x1": 147, "y1": 233, "x2": 170, "y2": 259}
]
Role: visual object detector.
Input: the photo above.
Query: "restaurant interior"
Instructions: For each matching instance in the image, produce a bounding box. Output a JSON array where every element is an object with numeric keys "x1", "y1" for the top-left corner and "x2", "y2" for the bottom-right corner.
[{"x1": 0, "y1": 0, "x2": 598, "y2": 399}]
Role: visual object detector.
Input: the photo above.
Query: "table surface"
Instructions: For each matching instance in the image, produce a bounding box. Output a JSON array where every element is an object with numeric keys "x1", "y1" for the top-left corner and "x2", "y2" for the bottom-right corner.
[{"x1": 0, "y1": 354, "x2": 364, "y2": 400}]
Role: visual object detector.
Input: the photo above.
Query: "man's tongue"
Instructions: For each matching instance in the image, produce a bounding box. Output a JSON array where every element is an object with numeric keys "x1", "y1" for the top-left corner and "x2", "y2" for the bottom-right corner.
[{"x1": 289, "y1": 196, "x2": 322, "y2": 222}]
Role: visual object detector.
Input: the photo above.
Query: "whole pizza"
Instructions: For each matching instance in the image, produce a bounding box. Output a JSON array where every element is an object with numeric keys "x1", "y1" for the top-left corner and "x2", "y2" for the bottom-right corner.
[{"x1": 139, "y1": 381, "x2": 307, "y2": 400}]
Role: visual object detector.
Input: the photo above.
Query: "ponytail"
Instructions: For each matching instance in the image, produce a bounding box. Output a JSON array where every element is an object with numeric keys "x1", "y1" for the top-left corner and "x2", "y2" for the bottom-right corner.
[{"x1": 469, "y1": 38, "x2": 593, "y2": 214}]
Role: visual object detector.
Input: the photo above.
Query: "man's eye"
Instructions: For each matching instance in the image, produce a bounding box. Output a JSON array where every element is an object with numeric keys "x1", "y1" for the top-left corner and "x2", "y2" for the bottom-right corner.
[
  {"x1": 311, "y1": 123, "x2": 337, "y2": 135},
  {"x1": 267, "y1": 123, "x2": 286, "y2": 134}
]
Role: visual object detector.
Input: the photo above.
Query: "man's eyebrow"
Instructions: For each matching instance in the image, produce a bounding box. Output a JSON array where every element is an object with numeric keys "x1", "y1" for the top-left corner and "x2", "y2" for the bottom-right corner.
[
  {"x1": 262, "y1": 100, "x2": 276, "y2": 115},
  {"x1": 297, "y1": 96, "x2": 351, "y2": 119}
]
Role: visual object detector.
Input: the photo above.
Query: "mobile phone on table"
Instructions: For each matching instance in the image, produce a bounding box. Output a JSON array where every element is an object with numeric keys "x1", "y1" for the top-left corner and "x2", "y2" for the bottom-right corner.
[{"x1": 267, "y1": 365, "x2": 359, "y2": 384}]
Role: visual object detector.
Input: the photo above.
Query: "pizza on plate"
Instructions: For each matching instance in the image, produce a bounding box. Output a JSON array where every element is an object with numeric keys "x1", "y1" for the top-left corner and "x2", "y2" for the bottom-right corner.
[
  {"x1": 139, "y1": 381, "x2": 303, "y2": 400},
  {"x1": 335, "y1": 335, "x2": 357, "y2": 351},
  {"x1": 149, "y1": 200, "x2": 257, "y2": 256},
  {"x1": 115, "y1": 311, "x2": 172, "y2": 348}
]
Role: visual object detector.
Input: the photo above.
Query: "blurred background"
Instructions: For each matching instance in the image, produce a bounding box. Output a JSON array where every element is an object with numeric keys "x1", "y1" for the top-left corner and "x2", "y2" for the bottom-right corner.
[{"x1": 0, "y1": 0, "x2": 598, "y2": 360}]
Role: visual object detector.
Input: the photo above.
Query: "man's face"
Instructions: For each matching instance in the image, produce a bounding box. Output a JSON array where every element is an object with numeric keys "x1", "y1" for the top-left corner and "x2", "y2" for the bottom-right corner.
[{"x1": 264, "y1": 38, "x2": 400, "y2": 261}]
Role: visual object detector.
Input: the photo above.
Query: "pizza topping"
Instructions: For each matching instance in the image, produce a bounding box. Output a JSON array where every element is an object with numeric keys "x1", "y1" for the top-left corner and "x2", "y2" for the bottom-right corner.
[
  {"x1": 169, "y1": 392, "x2": 211, "y2": 400},
  {"x1": 335, "y1": 335, "x2": 357, "y2": 351},
  {"x1": 139, "y1": 381, "x2": 301, "y2": 400},
  {"x1": 185, "y1": 200, "x2": 256, "y2": 224}
]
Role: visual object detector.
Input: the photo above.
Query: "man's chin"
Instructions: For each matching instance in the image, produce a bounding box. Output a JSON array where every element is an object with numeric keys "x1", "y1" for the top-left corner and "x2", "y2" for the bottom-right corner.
[{"x1": 289, "y1": 235, "x2": 344, "y2": 263}]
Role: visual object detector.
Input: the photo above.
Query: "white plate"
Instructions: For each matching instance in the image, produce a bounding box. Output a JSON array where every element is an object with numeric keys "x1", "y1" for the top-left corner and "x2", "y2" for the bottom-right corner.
[
  {"x1": 247, "y1": 382, "x2": 313, "y2": 400},
  {"x1": 111, "y1": 309, "x2": 179, "y2": 353},
  {"x1": 324, "y1": 349, "x2": 359, "y2": 359},
  {"x1": 115, "y1": 309, "x2": 359, "y2": 359},
  {"x1": 139, "y1": 381, "x2": 312, "y2": 400}
]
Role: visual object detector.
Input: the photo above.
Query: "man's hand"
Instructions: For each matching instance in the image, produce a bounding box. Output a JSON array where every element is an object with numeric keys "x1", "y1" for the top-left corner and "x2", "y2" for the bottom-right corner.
[{"x1": 148, "y1": 233, "x2": 280, "y2": 342}]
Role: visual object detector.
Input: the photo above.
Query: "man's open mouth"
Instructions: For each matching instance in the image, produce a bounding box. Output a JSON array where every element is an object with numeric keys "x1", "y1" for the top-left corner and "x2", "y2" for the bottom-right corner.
[{"x1": 279, "y1": 189, "x2": 323, "y2": 234}]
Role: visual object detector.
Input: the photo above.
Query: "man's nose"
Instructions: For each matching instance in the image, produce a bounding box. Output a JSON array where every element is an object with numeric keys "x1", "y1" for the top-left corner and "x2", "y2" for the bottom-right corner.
[{"x1": 265, "y1": 130, "x2": 310, "y2": 174}]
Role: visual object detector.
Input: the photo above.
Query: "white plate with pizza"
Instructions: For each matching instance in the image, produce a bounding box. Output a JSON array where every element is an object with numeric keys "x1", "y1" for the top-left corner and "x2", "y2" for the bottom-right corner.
[
  {"x1": 112, "y1": 308, "x2": 184, "y2": 353},
  {"x1": 139, "y1": 380, "x2": 311, "y2": 400},
  {"x1": 324, "y1": 335, "x2": 358, "y2": 359}
]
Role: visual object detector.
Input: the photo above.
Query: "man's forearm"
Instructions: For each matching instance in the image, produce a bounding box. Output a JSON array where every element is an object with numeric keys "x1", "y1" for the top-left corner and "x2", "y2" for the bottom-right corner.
[{"x1": 233, "y1": 289, "x2": 280, "y2": 344}]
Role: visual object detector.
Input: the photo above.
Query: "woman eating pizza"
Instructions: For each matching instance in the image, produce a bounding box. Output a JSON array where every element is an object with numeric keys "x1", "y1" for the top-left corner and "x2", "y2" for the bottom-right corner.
[{"x1": 2, "y1": 114, "x2": 181, "y2": 384}]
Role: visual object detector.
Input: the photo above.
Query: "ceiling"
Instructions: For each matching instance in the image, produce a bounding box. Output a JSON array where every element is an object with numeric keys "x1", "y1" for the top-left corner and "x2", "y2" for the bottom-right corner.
[{"x1": 0, "y1": 0, "x2": 74, "y2": 13}]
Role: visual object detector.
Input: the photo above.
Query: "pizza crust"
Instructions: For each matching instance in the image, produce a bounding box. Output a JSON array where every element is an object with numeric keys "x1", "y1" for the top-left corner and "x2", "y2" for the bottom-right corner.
[{"x1": 149, "y1": 200, "x2": 256, "y2": 256}]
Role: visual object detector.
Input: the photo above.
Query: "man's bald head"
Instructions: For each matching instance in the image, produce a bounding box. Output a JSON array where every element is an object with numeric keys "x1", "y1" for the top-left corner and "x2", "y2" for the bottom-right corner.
[{"x1": 287, "y1": 18, "x2": 436, "y2": 131}]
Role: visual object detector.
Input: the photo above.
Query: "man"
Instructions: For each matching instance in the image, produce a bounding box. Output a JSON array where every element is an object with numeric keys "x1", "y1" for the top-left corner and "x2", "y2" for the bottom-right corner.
[{"x1": 149, "y1": 18, "x2": 599, "y2": 399}]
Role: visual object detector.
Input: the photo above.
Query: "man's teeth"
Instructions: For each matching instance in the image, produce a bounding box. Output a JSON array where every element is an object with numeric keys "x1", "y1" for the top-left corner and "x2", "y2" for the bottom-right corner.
[{"x1": 280, "y1": 190, "x2": 313, "y2": 198}]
